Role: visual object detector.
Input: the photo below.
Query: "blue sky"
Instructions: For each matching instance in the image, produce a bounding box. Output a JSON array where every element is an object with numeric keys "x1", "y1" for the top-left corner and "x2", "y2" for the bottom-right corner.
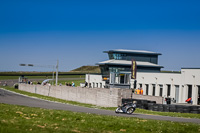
[{"x1": 0, "y1": 0, "x2": 200, "y2": 71}]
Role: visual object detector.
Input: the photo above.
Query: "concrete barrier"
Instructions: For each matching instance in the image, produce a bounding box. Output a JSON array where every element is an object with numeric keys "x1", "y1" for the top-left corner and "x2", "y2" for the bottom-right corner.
[
  {"x1": 120, "y1": 89, "x2": 163, "y2": 104},
  {"x1": 19, "y1": 84, "x2": 121, "y2": 107}
]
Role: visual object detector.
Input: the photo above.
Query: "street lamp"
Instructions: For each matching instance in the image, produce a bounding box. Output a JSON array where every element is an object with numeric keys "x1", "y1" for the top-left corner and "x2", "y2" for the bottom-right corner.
[{"x1": 19, "y1": 61, "x2": 59, "y2": 86}]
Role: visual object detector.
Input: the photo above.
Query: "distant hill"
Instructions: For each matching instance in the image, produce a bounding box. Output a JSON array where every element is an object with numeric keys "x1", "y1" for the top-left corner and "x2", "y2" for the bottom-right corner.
[
  {"x1": 0, "y1": 66, "x2": 101, "y2": 76},
  {"x1": 70, "y1": 66, "x2": 101, "y2": 73}
]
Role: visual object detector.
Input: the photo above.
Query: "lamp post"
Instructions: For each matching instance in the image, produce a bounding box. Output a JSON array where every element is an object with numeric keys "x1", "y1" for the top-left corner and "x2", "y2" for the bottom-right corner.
[
  {"x1": 56, "y1": 60, "x2": 59, "y2": 86},
  {"x1": 19, "y1": 62, "x2": 58, "y2": 86}
]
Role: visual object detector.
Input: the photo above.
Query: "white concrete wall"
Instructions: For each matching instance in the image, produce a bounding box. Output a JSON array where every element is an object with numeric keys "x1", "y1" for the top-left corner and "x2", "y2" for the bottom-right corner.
[
  {"x1": 86, "y1": 74, "x2": 106, "y2": 88},
  {"x1": 181, "y1": 69, "x2": 200, "y2": 105},
  {"x1": 86, "y1": 69, "x2": 200, "y2": 105},
  {"x1": 134, "y1": 71, "x2": 200, "y2": 105},
  {"x1": 19, "y1": 84, "x2": 121, "y2": 107}
]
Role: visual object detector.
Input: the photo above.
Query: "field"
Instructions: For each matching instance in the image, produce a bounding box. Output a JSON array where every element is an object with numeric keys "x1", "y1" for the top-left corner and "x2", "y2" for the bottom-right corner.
[
  {"x1": 0, "y1": 75, "x2": 85, "y2": 80},
  {"x1": 1, "y1": 73, "x2": 200, "y2": 133},
  {"x1": 0, "y1": 103, "x2": 200, "y2": 133},
  {"x1": 0, "y1": 74, "x2": 85, "y2": 87}
]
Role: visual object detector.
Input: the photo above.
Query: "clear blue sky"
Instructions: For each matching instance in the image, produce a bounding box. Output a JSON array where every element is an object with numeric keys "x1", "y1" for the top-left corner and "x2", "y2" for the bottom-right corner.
[{"x1": 0, "y1": 0, "x2": 200, "y2": 72}]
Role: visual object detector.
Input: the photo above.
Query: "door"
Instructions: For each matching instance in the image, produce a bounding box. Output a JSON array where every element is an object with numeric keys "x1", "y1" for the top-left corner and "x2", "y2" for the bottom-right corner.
[
  {"x1": 152, "y1": 84, "x2": 155, "y2": 96},
  {"x1": 120, "y1": 74, "x2": 125, "y2": 84},
  {"x1": 146, "y1": 84, "x2": 149, "y2": 95},
  {"x1": 188, "y1": 85, "x2": 192, "y2": 99},
  {"x1": 175, "y1": 85, "x2": 179, "y2": 103},
  {"x1": 159, "y1": 85, "x2": 163, "y2": 97}
]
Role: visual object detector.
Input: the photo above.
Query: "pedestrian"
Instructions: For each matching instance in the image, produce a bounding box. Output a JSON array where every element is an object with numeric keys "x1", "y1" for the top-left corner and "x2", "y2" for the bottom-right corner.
[
  {"x1": 140, "y1": 87, "x2": 143, "y2": 95},
  {"x1": 72, "y1": 82, "x2": 75, "y2": 87},
  {"x1": 136, "y1": 88, "x2": 140, "y2": 94},
  {"x1": 84, "y1": 81, "x2": 88, "y2": 87}
]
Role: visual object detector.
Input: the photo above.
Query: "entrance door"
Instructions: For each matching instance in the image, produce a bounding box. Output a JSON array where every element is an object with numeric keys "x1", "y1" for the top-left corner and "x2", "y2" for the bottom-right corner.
[
  {"x1": 167, "y1": 85, "x2": 171, "y2": 97},
  {"x1": 159, "y1": 85, "x2": 163, "y2": 97},
  {"x1": 146, "y1": 84, "x2": 149, "y2": 95},
  {"x1": 120, "y1": 74, "x2": 125, "y2": 84},
  {"x1": 152, "y1": 84, "x2": 155, "y2": 96},
  {"x1": 175, "y1": 85, "x2": 179, "y2": 103},
  {"x1": 188, "y1": 85, "x2": 192, "y2": 99},
  {"x1": 119, "y1": 73, "x2": 130, "y2": 84}
]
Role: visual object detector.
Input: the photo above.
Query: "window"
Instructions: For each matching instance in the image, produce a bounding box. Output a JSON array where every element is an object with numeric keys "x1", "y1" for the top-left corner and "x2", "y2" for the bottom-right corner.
[
  {"x1": 167, "y1": 85, "x2": 171, "y2": 97},
  {"x1": 89, "y1": 83, "x2": 92, "y2": 88},
  {"x1": 93, "y1": 82, "x2": 95, "y2": 88},
  {"x1": 100, "y1": 83, "x2": 102, "y2": 88},
  {"x1": 110, "y1": 72, "x2": 130, "y2": 84},
  {"x1": 159, "y1": 85, "x2": 163, "y2": 97},
  {"x1": 146, "y1": 84, "x2": 149, "y2": 95},
  {"x1": 96, "y1": 83, "x2": 98, "y2": 88},
  {"x1": 108, "y1": 54, "x2": 114, "y2": 59},
  {"x1": 152, "y1": 84, "x2": 156, "y2": 96},
  {"x1": 139, "y1": 84, "x2": 142, "y2": 88},
  {"x1": 112, "y1": 53, "x2": 126, "y2": 60},
  {"x1": 188, "y1": 85, "x2": 192, "y2": 99}
]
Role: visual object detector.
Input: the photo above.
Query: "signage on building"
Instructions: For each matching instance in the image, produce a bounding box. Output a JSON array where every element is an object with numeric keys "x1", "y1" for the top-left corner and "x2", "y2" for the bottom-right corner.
[{"x1": 131, "y1": 59, "x2": 137, "y2": 79}]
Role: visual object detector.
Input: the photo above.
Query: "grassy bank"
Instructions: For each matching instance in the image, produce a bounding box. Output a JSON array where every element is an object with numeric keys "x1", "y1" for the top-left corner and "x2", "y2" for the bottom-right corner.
[
  {"x1": 0, "y1": 71, "x2": 88, "y2": 76},
  {"x1": 0, "y1": 75, "x2": 85, "y2": 80},
  {"x1": 1, "y1": 86, "x2": 200, "y2": 119},
  {"x1": 0, "y1": 103, "x2": 199, "y2": 133}
]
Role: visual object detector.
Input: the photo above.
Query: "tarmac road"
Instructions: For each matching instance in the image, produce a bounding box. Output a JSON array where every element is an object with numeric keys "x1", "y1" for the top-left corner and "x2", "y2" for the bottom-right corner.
[{"x1": 0, "y1": 88, "x2": 200, "y2": 124}]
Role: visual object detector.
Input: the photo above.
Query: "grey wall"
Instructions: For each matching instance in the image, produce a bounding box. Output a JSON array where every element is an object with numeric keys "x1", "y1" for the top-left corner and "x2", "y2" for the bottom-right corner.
[
  {"x1": 132, "y1": 94, "x2": 163, "y2": 104},
  {"x1": 19, "y1": 84, "x2": 122, "y2": 107},
  {"x1": 120, "y1": 89, "x2": 163, "y2": 104}
]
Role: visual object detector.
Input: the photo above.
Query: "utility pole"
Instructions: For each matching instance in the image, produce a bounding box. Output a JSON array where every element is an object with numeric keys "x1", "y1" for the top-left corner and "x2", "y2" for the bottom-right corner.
[
  {"x1": 56, "y1": 60, "x2": 59, "y2": 86},
  {"x1": 52, "y1": 66, "x2": 55, "y2": 85}
]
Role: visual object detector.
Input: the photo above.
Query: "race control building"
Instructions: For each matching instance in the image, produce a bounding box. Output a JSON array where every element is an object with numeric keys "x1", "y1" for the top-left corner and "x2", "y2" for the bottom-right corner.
[{"x1": 86, "y1": 49, "x2": 200, "y2": 105}]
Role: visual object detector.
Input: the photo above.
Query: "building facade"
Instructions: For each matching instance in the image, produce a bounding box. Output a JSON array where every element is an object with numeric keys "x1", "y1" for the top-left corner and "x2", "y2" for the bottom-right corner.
[{"x1": 86, "y1": 49, "x2": 200, "y2": 105}]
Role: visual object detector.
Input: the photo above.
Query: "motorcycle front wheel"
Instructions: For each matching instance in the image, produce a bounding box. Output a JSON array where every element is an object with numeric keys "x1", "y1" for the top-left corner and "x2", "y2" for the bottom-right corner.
[
  {"x1": 115, "y1": 107, "x2": 121, "y2": 113},
  {"x1": 126, "y1": 107, "x2": 135, "y2": 114}
]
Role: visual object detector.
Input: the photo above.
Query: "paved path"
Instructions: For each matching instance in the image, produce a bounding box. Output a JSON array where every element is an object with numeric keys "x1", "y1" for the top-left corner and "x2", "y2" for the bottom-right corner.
[{"x1": 0, "y1": 88, "x2": 200, "y2": 124}]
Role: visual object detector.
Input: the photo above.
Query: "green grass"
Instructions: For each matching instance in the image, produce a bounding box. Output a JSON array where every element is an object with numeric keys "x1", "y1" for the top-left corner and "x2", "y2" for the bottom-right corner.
[
  {"x1": 71, "y1": 65, "x2": 101, "y2": 73},
  {"x1": 1, "y1": 86, "x2": 200, "y2": 119},
  {"x1": 0, "y1": 76, "x2": 21, "y2": 80},
  {"x1": 0, "y1": 103, "x2": 199, "y2": 133}
]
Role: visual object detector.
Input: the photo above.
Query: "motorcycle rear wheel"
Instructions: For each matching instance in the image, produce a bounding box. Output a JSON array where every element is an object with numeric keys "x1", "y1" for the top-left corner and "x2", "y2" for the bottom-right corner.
[{"x1": 127, "y1": 107, "x2": 135, "y2": 114}]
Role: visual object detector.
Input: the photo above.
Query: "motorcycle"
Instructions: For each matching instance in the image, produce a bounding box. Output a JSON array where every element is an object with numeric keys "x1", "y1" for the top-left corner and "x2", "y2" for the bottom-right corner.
[{"x1": 115, "y1": 102, "x2": 136, "y2": 114}]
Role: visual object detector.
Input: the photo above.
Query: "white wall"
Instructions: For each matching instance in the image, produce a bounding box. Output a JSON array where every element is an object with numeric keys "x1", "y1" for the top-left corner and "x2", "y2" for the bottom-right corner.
[
  {"x1": 86, "y1": 69, "x2": 200, "y2": 105},
  {"x1": 86, "y1": 74, "x2": 106, "y2": 88}
]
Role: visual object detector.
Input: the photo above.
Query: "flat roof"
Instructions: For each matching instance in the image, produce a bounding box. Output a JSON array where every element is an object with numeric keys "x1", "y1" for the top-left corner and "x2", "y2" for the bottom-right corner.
[
  {"x1": 181, "y1": 68, "x2": 200, "y2": 69},
  {"x1": 103, "y1": 49, "x2": 162, "y2": 55},
  {"x1": 97, "y1": 60, "x2": 163, "y2": 68}
]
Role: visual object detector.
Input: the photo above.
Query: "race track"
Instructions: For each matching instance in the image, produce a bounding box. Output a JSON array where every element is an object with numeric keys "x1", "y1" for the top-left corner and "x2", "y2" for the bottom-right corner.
[{"x1": 0, "y1": 88, "x2": 200, "y2": 124}]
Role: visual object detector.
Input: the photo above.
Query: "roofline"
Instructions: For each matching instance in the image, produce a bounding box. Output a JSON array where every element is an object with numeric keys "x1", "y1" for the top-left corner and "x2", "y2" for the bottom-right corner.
[
  {"x1": 181, "y1": 68, "x2": 200, "y2": 69},
  {"x1": 103, "y1": 49, "x2": 162, "y2": 55},
  {"x1": 97, "y1": 63, "x2": 164, "y2": 68}
]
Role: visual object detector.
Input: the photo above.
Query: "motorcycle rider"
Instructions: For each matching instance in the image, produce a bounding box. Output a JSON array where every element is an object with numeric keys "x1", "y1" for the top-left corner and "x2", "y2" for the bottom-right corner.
[{"x1": 121, "y1": 102, "x2": 128, "y2": 112}]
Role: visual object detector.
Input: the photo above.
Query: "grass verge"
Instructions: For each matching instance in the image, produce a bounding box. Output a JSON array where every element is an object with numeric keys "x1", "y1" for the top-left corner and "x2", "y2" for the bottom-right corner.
[
  {"x1": 0, "y1": 75, "x2": 85, "y2": 80},
  {"x1": 0, "y1": 103, "x2": 200, "y2": 133},
  {"x1": 1, "y1": 86, "x2": 200, "y2": 119}
]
